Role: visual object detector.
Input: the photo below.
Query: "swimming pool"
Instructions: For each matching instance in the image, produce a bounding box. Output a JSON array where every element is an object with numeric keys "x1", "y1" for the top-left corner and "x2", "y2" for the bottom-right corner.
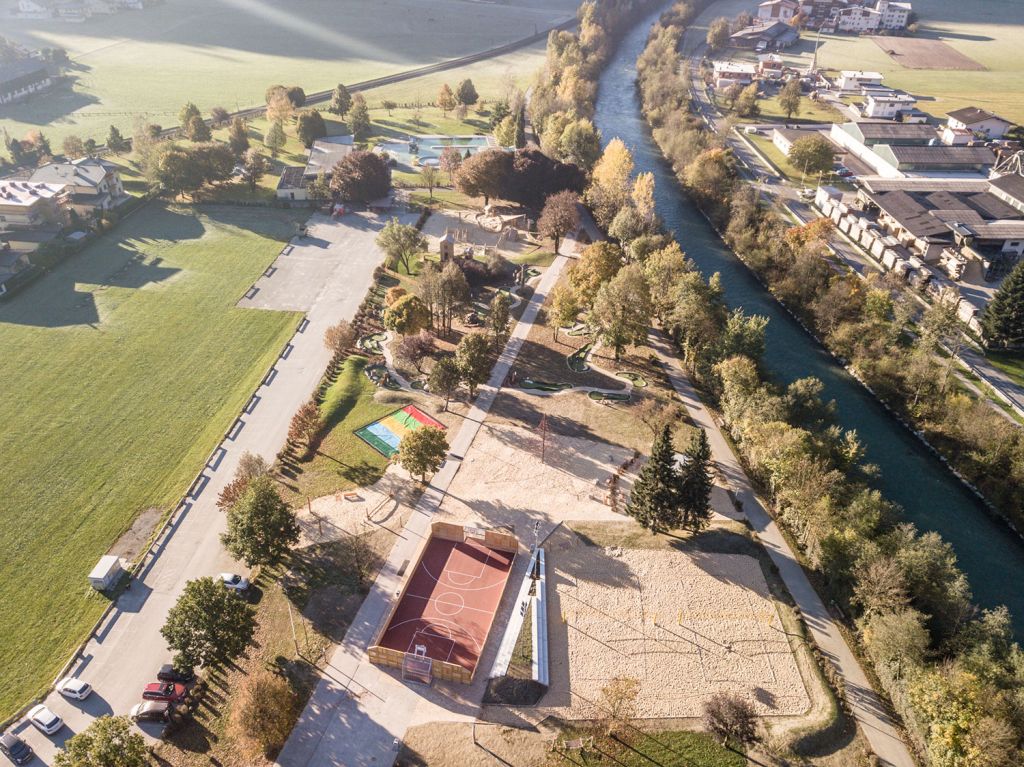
[{"x1": 377, "y1": 134, "x2": 500, "y2": 170}]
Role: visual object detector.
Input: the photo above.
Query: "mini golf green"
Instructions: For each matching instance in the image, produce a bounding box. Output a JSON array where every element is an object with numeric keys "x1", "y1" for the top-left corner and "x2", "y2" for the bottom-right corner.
[
  {"x1": 566, "y1": 323, "x2": 589, "y2": 337},
  {"x1": 365, "y1": 363, "x2": 402, "y2": 391},
  {"x1": 521, "y1": 379, "x2": 572, "y2": 393},
  {"x1": 616, "y1": 371, "x2": 648, "y2": 387},
  {"x1": 588, "y1": 390, "x2": 631, "y2": 401},
  {"x1": 358, "y1": 332, "x2": 388, "y2": 354},
  {"x1": 567, "y1": 343, "x2": 592, "y2": 373},
  {"x1": 410, "y1": 379, "x2": 426, "y2": 390}
]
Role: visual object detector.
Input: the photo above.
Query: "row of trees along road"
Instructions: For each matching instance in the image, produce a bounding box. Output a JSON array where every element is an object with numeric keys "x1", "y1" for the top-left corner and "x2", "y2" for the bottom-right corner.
[{"x1": 641, "y1": 5, "x2": 1024, "y2": 766}]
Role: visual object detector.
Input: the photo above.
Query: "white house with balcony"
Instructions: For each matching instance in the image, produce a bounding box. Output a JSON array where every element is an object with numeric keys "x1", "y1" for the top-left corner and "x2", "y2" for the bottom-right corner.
[{"x1": 30, "y1": 157, "x2": 127, "y2": 218}]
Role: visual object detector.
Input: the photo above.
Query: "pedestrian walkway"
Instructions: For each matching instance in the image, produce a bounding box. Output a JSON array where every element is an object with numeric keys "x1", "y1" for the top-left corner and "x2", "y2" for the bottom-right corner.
[
  {"x1": 648, "y1": 329, "x2": 916, "y2": 767},
  {"x1": 278, "y1": 246, "x2": 573, "y2": 767}
]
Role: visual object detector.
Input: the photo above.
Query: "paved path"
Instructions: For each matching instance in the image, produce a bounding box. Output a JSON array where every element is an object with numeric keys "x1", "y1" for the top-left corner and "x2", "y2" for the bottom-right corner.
[
  {"x1": 648, "y1": 329, "x2": 916, "y2": 767},
  {"x1": 277, "y1": 237, "x2": 577, "y2": 767},
  {"x1": 12, "y1": 211, "x2": 406, "y2": 764}
]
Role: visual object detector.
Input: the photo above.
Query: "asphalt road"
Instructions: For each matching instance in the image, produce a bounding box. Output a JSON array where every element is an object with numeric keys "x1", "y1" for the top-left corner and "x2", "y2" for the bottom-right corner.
[{"x1": 10, "y1": 211, "x2": 411, "y2": 763}]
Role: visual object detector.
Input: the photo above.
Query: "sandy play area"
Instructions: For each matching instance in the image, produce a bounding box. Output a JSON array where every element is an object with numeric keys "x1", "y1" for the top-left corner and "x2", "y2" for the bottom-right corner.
[
  {"x1": 540, "y1": 532, "x2": 811, "y2": 720},
  {"x1": 436, "y1": 421, "x2": 634, "y2": 536}
]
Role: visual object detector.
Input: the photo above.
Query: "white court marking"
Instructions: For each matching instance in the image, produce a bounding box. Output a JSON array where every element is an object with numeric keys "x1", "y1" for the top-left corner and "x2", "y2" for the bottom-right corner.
[{"x1": 430, "y1": 591, "x2": 465, "y2": 617}]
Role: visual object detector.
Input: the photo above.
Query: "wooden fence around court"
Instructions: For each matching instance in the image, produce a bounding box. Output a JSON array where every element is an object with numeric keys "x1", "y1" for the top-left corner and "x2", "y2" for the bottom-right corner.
[{"x1": 367, "y1": 521, "x2": 520, "y2": 684}]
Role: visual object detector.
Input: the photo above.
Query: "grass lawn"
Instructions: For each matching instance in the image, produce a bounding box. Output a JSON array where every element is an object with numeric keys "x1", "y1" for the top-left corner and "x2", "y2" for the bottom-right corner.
[
  {"x1": 986, "y1": 351, "x2": 1024, "y2": 391},
  {"x1": 746, "y1": 132, "x2": 805, "y2": 182},
  {"x1": 547, "y1": 729, "x2": 745, "y2": 767},
  {"x1": 1, "y1": 0, "x2": 571, "y2": 146},
  {"x1": 744, "y1": 94, "x2": 841, "y2": 125},
  {"x1": 276, "y1": 356, "x2": 401, "y2": 505},
  {"x1": 0, "y1": 202, "x2": 302, "y2": 719}
]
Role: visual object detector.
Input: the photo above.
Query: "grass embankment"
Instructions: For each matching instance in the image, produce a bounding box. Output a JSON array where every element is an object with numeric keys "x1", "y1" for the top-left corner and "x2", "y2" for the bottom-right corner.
[
  {"x1": 548, "y1": 730, "x2": 747, "y2": 767},
  {"x1": 276, "y1": 356, "x2": 401, "y2": 505},
  {"x1": 986, "y1": 351, "x2": 1024, "y2": 393},
  {"x1": 0, "y1": 203, "x2": 302, "y2": 719}
]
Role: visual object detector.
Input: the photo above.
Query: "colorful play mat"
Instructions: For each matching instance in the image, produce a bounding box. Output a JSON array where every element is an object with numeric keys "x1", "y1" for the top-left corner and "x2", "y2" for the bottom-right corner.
[{"x1": 354, "y1": 404, "x2": 446, "y2": 458}]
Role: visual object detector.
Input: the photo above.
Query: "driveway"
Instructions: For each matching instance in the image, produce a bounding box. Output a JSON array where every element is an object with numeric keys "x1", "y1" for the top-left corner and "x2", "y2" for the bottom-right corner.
[{"x1": 12, "y1": 210, "x2": 407, "y2": 764}]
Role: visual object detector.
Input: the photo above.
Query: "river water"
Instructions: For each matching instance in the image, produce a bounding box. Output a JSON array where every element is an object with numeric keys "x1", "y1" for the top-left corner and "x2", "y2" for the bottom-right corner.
[{"x1": 594, "y1": 6, "x2": 1024, "y2": 633}]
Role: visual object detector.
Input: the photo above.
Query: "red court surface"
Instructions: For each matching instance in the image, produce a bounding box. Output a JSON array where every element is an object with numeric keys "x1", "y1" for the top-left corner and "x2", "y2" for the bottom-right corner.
[{"x1": 378, "y1": 536, "x2": 515, "y2": 672}]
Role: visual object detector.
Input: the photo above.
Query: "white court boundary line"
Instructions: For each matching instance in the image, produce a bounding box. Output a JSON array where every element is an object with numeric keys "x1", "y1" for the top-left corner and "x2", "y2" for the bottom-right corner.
[
  {"x1": 402, "y1": 592, "x2": 496, "y2": 617},
  {"x1": 418, "y1": 546, "x2": 510, "y2": 592}
]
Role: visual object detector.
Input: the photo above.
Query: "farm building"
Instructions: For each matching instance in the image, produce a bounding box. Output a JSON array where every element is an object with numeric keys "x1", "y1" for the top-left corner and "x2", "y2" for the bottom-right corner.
[
  {"x1": 712, "y1": 61, "x2": 757, "y2": 89},
  {"x1": 757, "y1": 0, "x2": 799, "y2": 22},
  {"x1": 772, "y1": 127, "x2": 825, "y2": 155},
  {"x1": 0, "y1": 59, "x2": 52, "y2": 105},
  {"x1": 729, "y1": 20, "x2": 800, "y2": 51},
  {"x1": 946, "y1": 107, "x2": 1014, "y2": 140}
]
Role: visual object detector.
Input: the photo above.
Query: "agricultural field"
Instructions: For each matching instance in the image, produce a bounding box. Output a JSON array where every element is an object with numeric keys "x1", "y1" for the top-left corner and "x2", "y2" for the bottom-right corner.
[
  {"x1": 0, "y1": 0, "x2": 574, "y2": 146},
  {"x1": 0, "y1": 203, "x2": 302, "y2": 719}
]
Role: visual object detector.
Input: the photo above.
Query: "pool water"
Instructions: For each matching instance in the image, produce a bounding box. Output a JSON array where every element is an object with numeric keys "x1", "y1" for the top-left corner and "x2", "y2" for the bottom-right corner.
[{"x1": 378, "y1": 134, "x2": 499, "y2": 170}]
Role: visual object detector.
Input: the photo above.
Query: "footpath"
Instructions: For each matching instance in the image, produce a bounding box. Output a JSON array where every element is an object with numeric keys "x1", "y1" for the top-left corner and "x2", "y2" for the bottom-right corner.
[
  {"x1": 277, "y1": 237, "x2": 580, "y2": 767},
  {"x1": 648, "y1": 329, "x2": 916, "y2": 767}
]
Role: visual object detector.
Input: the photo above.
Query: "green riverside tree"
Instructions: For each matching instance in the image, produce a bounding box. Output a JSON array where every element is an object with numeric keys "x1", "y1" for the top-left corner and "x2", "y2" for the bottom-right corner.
[
  {"x1": 626, "y1": 423, "x2": 684, "y2": 533},
  {"x1": 161, "y1": 576, "x2": 256, "y2": 668},
  {"x1": 680, "y1": 428, "x2": 713, "y2": 532},
  {"x1": 982, "y1": 259, "x2": 1024, "y2": 349},
  {"x1": 398, "y1": 426, "x2": 448, "y2": 482},
  {"x1": 221, "y1": 475, "x2": 299, "y2": 567}
]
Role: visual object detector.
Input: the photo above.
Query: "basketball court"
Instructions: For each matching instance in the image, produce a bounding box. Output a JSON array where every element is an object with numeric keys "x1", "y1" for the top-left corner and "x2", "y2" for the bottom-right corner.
[{"x1": 376, "y1": 533, "x2": 515, "y2": 679}]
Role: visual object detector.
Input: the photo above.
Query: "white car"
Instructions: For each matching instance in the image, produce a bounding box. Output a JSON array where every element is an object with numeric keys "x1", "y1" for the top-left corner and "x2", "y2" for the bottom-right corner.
[
  {"x1": 27, "y1": 704, "x2": 63, "y2": 735},
  {"x1": 799, "y1": 188, "x2": 816, "y2": 200},
  {"x1": 220, "y1": 573, "x2": 249, "y2": 593},
  {"x1": 57, "y1": 677, "x2": 92, "y2": 700}
]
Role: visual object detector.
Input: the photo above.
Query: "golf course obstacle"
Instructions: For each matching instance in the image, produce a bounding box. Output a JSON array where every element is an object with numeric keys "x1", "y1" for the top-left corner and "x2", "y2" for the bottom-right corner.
[
  {"x1": 567, "y1": 343, "x2": 592, "y2": 373},
  {"x1": 364, "y1": 363, "x2": 402, "y2": 390},
  {"x1": 354, "y1": 404, "x2": 446, "y2": 458},
  {"x1": 357, "y1": 331, "x2": 388, "y2": 354},
  {"x1": 615, "y1": 371, "x2": 647, "y2": 387}
]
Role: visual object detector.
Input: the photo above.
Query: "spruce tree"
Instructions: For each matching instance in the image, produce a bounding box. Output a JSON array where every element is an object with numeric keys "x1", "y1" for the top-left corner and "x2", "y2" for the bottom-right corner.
[
  {"x1": 982, "y1": 260, "x2": 1024, "y2": 349},
  {"x1": 627, "y1": 423, "x2": 683, "y2": 533},
  {"x1": 680, "y1": 428, "x2": 713, "y2": 532}
]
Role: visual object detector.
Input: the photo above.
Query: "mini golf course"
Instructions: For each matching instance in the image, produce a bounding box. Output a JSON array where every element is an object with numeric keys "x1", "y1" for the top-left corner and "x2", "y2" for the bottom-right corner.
[
  {"x1": 567, "y1": 343, "x2": 592, "y2": 373},
  {"x1": 354, "y1": 404, "x2": 446, "y2": 458}
]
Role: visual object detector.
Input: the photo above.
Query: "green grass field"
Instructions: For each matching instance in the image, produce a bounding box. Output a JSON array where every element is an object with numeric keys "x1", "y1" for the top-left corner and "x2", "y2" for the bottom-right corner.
[
  {"x1": 0, "y1": 202, "x2": 302, "y2": 719},
  {"x1": 277, "y1": 356, "x2": 398, "y2": 505},
  {"x1": 1, "y1": 0, "x2": 568, "y2": 146},
  {"x1": 548, "y1": 730, "x2": 745, "y2": 767}
]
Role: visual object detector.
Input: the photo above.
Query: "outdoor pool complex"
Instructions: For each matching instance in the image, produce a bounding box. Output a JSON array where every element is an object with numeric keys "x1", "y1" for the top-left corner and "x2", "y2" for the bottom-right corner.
[{"x1": 379, "y1": 135, "x2": 499, "y2": 168}]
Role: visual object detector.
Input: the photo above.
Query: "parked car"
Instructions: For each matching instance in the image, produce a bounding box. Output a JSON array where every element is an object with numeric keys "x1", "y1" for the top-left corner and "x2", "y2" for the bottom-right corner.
[
  {"x1": 130, "y1": 701, "x2": 173, "y2": 723},
  {"x1": 799, "y1": 188, "x2": 816, "y2": 200},
  {"x1": 26, "y1": 705, "x2": 62, "y2": 736},
  {"x1": 57, "y1": 677, "x2": 92, "y2": 701},
  {"x1": 836, "y1": 166, "x2": 854, "y2": 178},
  {"x1": 157, "y1": 664, "x2": 194, "y2": 684},
  {"x1": 142, "y1": 682, "x2": 187, "y2": 703},
  {"x1": 0, "y1": 733, "x2": 33, "y2": 765},
  {"x1": 220, "y1": 573, "x2": 249, "y2": 593}
]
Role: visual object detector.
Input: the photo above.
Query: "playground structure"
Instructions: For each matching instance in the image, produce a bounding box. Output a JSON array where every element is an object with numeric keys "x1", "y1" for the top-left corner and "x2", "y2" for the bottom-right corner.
[
  {"x1": 368, "y1": 521, "x2": 518, "y2": 685},
  {"x1": 354, "y1": 404, "x2": 446, "y2": 458}
]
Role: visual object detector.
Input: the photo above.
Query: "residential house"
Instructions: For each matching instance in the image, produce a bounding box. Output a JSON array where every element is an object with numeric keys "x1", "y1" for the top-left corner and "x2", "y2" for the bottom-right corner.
[
  {"x1": 833, "y1": 0, "x2": 912, "y2": 32},
  {"x1": 0, "y1": 60, "x2": 53, "y2": 105},
  {"x1": 838, "y1": 70, "x2": 884, "y2": 91},
  {"x1": 30, "y1": 157, "x2": 127, "y2": 218},
  {"x1": 799, "y1": 0, "x2": 850, "y2": 28},
  {"x1": 276, "y1": 135, "x2": 355, "y2": 201},
  {"x1": 861, "y1": 91, "x2": 919, "y2": 120},
  {"x1": 0, "y1": 180, "x2": 70, "y2": 231},
  {"x1": 712, "y1": 61, "x2": 757, "y2": 89},
  {"x1": 757, "y1": 53, "x2": 786, "y2": 79},
  {"x1": 728, "y1": 20, "x2": 800, "y2": 50},
  {"x1": 946, "y1": 107, "x2": 1014, "y2": 140},
  {"x1": 757, "y1": 0, "x2": 799, "y2": 22}
]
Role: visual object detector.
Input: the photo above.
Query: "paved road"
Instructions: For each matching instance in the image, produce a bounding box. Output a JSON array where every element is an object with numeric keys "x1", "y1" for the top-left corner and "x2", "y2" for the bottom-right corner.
[
  {"x1": 648, "y1": 329, "x2": 917, "y2": 767},
  {"x1": 11, "y1": 211, "x2": 410, "y2": 763},
  {"x1": 278, "y1": 236, "x2": 579, "y2": 767}
]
